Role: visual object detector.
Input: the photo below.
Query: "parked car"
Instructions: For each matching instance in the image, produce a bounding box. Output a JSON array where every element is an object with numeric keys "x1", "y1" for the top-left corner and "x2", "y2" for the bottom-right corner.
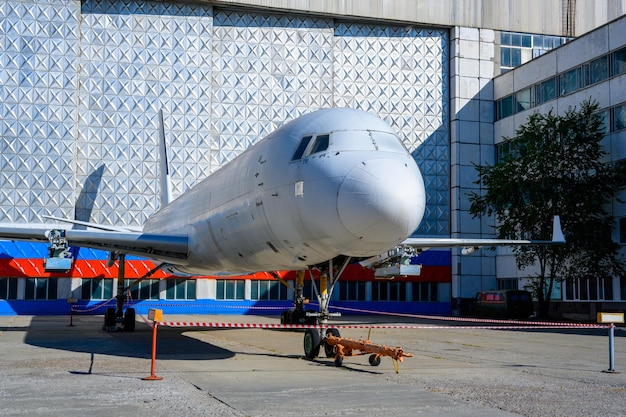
[{"x1": 473, "y1": 290, "x2": 534, "y2": 319}]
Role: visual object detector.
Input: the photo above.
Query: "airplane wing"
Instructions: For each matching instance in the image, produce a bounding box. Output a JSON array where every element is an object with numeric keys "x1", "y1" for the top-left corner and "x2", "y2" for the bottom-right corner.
[
  {"x1": 402, "y1": 215, "x2": 566, "y2": 254},
  {"x1": 0, "y1": 225, "x2": 188, "y2": 262},
  {"x1": 360, "y1": 216, "x2": 566, "y2": 276}
]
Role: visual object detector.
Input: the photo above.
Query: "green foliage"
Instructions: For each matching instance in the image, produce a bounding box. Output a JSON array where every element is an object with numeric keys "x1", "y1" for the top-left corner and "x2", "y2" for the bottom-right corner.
[{"x1": 469, "y1": 99, "x2": 625, "y2": 316}]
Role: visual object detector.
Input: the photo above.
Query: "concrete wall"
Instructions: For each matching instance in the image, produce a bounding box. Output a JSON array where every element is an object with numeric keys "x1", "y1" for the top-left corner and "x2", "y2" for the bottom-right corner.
[
  {"x1": 209, "y1": 0, "x2": 625, "y2": 36},
  {"x1": 449, "y1": 26, "x2": 499, "y2": 303}
]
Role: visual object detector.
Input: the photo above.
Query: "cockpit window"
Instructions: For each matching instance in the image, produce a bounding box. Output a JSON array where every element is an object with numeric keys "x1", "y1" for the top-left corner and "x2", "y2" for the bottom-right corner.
[
  {"x1": 291, "y1": 135, "x2": 313, "y2": 161},
  {"x1": 309, "y1": 134, "x2": 329, "y2": 155}
]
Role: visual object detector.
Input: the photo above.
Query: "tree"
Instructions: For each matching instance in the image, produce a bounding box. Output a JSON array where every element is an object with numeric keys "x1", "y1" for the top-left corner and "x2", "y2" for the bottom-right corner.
[{"x1": 469, "y1": 99, "x2": 625, "y2": 318}]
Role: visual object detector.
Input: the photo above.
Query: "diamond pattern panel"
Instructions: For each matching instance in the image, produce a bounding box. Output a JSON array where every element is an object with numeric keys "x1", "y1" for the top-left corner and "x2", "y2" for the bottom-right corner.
[
  {"x1": 334, "y1": 23, "x2": 450, "y2": 236},
  {"x1": 77, "y1": 0, "x2": 213, "y2": 226},
  {"x1": 211, "y1": 10, "x2": 334, "y2": 167},
  {"x1": 0, "y1": 0, "x2": 78, "y2": 224},
  {"x1": 1, "y1": 2, "x2": 449, "y2": 236}
]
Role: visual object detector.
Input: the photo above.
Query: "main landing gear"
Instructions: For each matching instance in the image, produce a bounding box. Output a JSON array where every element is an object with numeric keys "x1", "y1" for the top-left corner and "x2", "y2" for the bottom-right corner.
[{"x1": 103, "y1": 253, "x2": 163, "y2": 332}]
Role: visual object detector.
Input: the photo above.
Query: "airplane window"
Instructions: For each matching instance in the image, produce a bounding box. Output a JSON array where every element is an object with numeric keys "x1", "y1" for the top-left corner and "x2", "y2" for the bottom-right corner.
[
  {"x1": 309, "y1": 134, "x2": 330, "y2": 155},
  {"x1": 291, "y1": 135, "x2": 313, "y2": 161},
  {"x1": 372, "y1": 131, "x2": 409, "y2": 154}
]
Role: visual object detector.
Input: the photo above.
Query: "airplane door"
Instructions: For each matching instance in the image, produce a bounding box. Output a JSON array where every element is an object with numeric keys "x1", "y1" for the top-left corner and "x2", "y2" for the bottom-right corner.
[{"x1": 251, "y1": 152, "x2": 283, "y2": 261}]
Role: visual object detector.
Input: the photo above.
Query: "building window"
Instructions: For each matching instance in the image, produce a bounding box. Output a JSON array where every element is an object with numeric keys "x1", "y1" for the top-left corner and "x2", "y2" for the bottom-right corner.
[
  {"x1": 500, "y1": 31, "x2": 569, "y2": 74},
  {"x1": 166, "y1": 279, "x2": 196, "y2": 300},
  {"x1": 339, "y1": 281, "x2": 366, "y2": 301},
  {"x1": 620, "y1": 218, "x2": 626, "y2": 244},
  {"x1": 496, "y1": 140, "x2": 521, "y2": 163},
  {"x1": 621, "y1": 277, "x2": 626, "y2": 301},
  {"x1": 81, "y1": 278, "x2": 113, "y2": 300},
  {"x1": 372, "y1": 281, "x2": 406, "y2": 301},
  {"x1": 124, "y1": 279, "x2": 160, "y2": 300},
  {"x1": 587, "y1": 55, "x2": 610, "y2": 85},
  {"x1": 250, "y1": 280, "x2": 287, "y2": 300},
  {"x1": 615, "y1": 160, "x2": 626, "y2": 188},
  {"x1": 25, "y1": 278, "x2": 58, "y2": 300},
  {"x1": 497, "y1": 279, "x2": 518, "y2": 290},
  {"x1": 0, "y1": 278, "x2": 18, "y2": 300},
  {"x1": 613, "y1": 47, "x2": 626, "y2": 76},
  {"x1": 216, "y1": 280, "x2": 245, "y2": 300},
  {"x1": 565, "y1": 277, "x2": 614, "y2": 301},
  {"x1": 515, "y1": 87, "x2": 533, "y2": 112},
  {"x1": 536, "y1": 77, "x2": 557, "y2": 105},
  {"x1": 496, "y1": 95, "x2": 514, "y2": 120},
  {"x1": 613, "y1": 104, "x2": 626, "y2": 132},
  {"x1": 559, "y1": 67, "x2": 581, "y2": 95},
  {"x1": 412, "y1": 282, "x2": 438, "y2": 302},
  {"x1": 596, "y1": 109, "x2": 611, "y2": 135}
]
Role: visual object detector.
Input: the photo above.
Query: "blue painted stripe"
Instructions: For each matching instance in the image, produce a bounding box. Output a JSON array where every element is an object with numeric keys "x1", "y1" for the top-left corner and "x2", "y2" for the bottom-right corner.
[
  {"x1": 0, "y1": 241, "x2": 452, "y2": 266},
  {"x1": 0, "y1": 241, "x2": 145, "y2": 260},
  {"x1": 0, "y1": 299, "x2": 451, "y2": 316},
  {"x1": 410, "y1": 249, "x2": 451, "y2": 266}
]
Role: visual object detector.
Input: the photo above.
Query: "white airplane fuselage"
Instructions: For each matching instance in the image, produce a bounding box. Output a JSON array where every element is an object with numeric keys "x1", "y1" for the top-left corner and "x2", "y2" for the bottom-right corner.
[{"x1": 143, "y1": 108, "x2": 426, "y2": 275}]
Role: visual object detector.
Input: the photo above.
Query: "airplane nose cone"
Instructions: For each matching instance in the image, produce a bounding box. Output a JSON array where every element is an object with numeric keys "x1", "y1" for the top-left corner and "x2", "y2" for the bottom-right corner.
[{"x1": 337, "y1": 158, "x2": 425, "y2": 245}]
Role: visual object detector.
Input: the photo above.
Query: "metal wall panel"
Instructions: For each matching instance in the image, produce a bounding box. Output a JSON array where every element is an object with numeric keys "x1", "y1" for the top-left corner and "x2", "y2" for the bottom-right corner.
[
  {"x1": 211, "y1": 10, "x2": 335, "y2": 166},
  {"x1": 333, "y1": 23, "x2": 450, "y2": 235},
  {"x1": 78, "y1": 0, "x2": 213, "y2": 226},
  {"x1": 0, "y1": 0, "x2": 79, "y2": 223},
  {"x1": 1, "y1": 0, "x2": 449, "y2": 237}
]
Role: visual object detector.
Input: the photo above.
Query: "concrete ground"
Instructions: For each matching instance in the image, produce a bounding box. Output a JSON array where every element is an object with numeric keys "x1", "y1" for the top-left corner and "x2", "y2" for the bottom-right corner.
[{"x1": 0, "y1": 313, "x2": 624, "y2": 417}]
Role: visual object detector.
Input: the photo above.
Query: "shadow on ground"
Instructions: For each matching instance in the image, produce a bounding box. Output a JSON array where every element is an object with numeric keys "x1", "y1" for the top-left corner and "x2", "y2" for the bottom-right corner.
[{"x1": 2, "y1": 315, "x2": 236, "y2": 361}]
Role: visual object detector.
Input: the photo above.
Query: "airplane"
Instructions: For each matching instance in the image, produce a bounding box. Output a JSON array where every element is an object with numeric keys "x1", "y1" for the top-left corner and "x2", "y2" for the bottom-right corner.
[{"x1": 0, "y1": 107, "x2": 564, "y2": 359}]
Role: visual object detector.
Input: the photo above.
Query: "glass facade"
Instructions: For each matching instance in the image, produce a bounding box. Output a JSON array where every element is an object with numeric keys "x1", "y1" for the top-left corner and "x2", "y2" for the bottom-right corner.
[
  {"x1": 496, "y1": 46, "x2": 626, "y2": 121},
  {"x1": 500, "y1": 31, "x2": 569, "y2": 74}
]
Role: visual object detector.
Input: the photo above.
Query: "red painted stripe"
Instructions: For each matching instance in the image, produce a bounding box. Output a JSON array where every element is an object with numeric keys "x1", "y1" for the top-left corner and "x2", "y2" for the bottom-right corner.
[{"x1": 0, "y1": 259, "x2": 450, "y2": 282}]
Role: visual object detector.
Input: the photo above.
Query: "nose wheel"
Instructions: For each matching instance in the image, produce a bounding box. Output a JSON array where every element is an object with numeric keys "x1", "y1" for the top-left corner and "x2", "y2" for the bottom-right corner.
[
  {"x1": 303, "y1": 329, "x2": 321, "y2": 359},
  {"x1": 303, "y1": 328, "x2": 342, "y2": 360}
]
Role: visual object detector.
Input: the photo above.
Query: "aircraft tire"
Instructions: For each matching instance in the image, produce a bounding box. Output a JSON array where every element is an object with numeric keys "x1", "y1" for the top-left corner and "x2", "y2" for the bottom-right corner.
[
  {"x1": 368, "y1": 354, "x2": 381, "y2": 367},
  {"x1": 104, "y1": 307, "x2": 116, "y2": 330},
  {"x1": 324, "y1": 328, "x2": 340, "y2": 358},
  {"x1": 123, "y1": 308, "x2": 136, "y2": 332},
  {"x1": 303, "y1": 329, "x2": 321, "y2": 359}
]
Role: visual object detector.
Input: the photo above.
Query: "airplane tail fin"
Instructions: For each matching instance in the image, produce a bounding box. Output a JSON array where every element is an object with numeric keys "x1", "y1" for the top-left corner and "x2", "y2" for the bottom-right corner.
[
  {"x1": 551, "y1": 215, "x2": 565, "y2": 243},
  {"x1": 158, "y1": 109, "x2": 173, "y2": 208}
]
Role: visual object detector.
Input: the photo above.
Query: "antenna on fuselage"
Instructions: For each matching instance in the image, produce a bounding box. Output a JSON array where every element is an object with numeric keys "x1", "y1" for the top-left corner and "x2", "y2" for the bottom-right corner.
[{"x1": 158, "y1": 109, "x2": 173, "y2": 208}]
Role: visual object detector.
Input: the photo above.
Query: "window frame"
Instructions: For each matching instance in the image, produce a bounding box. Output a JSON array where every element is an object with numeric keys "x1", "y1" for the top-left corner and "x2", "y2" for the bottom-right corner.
[
  {"x1": 81, "y1": 278, "x2": 114, "y2": 300},
  {"x1": 166, "y1": 279, "x2": 196, "y2": 300},
  {"x1": 25, "y1": 278, "x2": 58, "y2": 300},
  {"x1": 0, "y1": 277, "x2": 18, "y2": 300},
  {"x1": 216, "y1": 279, "x2": 245, "y2": 300}
]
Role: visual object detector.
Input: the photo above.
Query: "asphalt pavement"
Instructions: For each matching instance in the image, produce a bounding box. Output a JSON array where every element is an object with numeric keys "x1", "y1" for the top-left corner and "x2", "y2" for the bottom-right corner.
[{"x1": 0, "y1": 313, "x2": 624, "y2": 416}]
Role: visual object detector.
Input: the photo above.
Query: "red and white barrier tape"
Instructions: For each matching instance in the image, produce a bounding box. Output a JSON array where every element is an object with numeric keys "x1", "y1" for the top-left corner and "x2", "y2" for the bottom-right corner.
[
  {"x1": 155, "y1": 321, "x2": 607, "y2": 330},
  {"x1": 322, "y1": 304, "x2": 603, "y2": 327}
]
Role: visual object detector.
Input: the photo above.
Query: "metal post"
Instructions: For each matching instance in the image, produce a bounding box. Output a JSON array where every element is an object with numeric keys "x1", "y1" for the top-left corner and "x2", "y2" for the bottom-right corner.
[
  {"x1": 604, "y1": 323, "x2": 617, "y2": 373},
  {"x1": 142, "y1": 323, "x2": 163, "y2": 381}
]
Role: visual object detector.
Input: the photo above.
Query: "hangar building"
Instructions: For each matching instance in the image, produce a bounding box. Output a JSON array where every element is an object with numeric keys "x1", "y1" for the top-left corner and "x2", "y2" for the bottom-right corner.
[{"x1": 0, "y1": 0, "x2": 624, "y2": 317}]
